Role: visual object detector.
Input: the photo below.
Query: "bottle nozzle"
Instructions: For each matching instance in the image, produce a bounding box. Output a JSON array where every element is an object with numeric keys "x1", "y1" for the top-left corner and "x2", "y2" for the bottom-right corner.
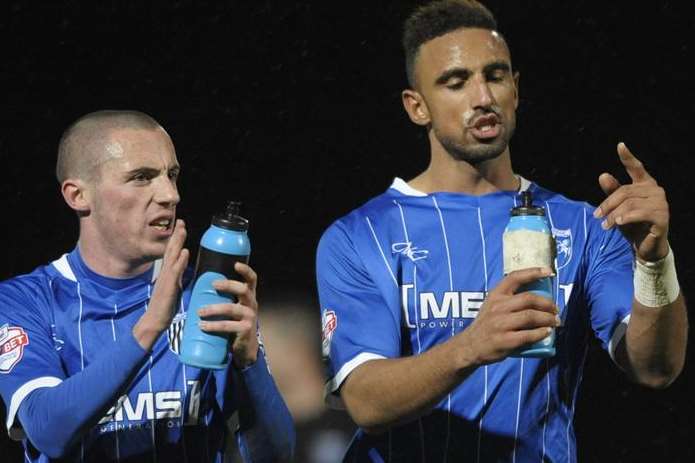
[
  {"x1": 521, "y1": 190, "x2": 532, "y2": 208},
  {"x1": 511, "y1": 190, "x2": 545, "y2": 216},
  {"x1": 226, "y1": 201, "x2": 241, "y2": 217},
  {"x1": 213, "y1": 200, "x2": 249, "y2": 231}
]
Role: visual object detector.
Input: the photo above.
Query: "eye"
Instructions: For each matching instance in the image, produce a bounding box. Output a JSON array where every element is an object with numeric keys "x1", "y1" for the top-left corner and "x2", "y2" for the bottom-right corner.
[
  {"x1": 168, "y1": 169, "x2": 180, "y2": 181},
  {"x1": 447, "y1": 79, "x2": 466, "y2": 90},
  {"x1": 487, "y1": 69, "x2": 507, "y2": 82},
  {"x1": 130, "y1": 171, "x2": 155, "y2": 183},
  {"x1": 132, "y1": 172, "x2": 150, "y2": 182}
]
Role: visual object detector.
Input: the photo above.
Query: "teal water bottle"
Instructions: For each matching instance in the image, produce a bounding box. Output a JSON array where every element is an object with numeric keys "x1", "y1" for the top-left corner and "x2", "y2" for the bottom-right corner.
[
  {"x1": 503, "y1": 190, "x2": 556, "y2": 358},
  {"x1": 179, "y1": 201, "x2": 251, "y2": 369}
]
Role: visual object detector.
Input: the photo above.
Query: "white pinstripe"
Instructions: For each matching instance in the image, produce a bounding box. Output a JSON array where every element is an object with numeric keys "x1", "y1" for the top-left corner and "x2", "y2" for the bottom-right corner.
[
  {"x1": 476, "y1": 207, "x2": 490, "y2": 463},
  {"x1": 544, "y1": 201, "x2": 563, "y2": 461},
  {"x1": 366, "y1": 216, "x2": 398, "y2": 286},
  {"x1": 583, "y1": 207, "x2": 588, "y2": 241},
  {"x1": 179, "y1": 298, "x2": 189, "y2": 463},
  {"x1": 111, "y1": 304, "x2": 117, "y2": 341},
  {"x1": 512, "y1": 358, "x2": 524, "y2": 463},
  {"x1": 76, "y1": 282, "x2": 85, "y2": 463},
  {"x1": 567, "y1": 344, "x2": 589, "y2": 463},
  {"x1": 395, "y1": 200, "x2": 424, "y2": 461},
  {"x1": 112, "y1": 303, "x2": 121, "y2": 462},
  {"x1": 432, "y1": 196, "x2": 453, "y2": 463},
  {"x1": 145, "y1": 284, "x2": 158, "y2": 463},
  {"x1": 414, "y1": 264, "x2": 426, "y2": 463},
  {"x1": 394, "y1": 200, "x2": 417, "y2": 329}
]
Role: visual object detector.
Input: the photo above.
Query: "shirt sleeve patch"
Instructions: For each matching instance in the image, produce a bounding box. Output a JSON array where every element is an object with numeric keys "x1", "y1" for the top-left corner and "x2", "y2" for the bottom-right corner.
[
  {"x1": 322, "y1": 310, "x2": 338, "y2": 357},
  {"x1": 0, "y1": 325, "x2": 30, "y2": 374}
]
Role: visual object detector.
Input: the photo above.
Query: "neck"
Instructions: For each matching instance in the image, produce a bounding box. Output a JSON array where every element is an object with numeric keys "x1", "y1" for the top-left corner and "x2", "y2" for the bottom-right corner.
[
  {"x1": 77, "y1": 228, "x2": 153, "y2": 278},
  {"x1": 409, "y1": 140, "x2": 518, "y2": 195}
]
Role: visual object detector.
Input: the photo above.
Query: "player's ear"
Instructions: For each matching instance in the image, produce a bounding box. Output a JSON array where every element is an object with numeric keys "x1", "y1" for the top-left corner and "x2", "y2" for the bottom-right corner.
[
  {"x1": 61, "y1": 178, "x2": 92, "y2": 215},
  {"x1": 402, "y1": 89, "x2": 431, "y2": 126}
]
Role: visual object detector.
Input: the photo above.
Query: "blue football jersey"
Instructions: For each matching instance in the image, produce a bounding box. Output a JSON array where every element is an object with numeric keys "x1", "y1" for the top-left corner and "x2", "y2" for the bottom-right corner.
[
  {"x1": 0, "y1": 248, "x2": 234, "y2": 462},
  {"x1": 317, "y1": 178, "x2": 633, "y2": 463}
]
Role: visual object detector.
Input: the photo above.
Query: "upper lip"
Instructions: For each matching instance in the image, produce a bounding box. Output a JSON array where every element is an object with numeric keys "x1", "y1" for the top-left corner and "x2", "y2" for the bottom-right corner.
[{"x1": 469, "y1": 113, "x2": 500, "y2": 129}]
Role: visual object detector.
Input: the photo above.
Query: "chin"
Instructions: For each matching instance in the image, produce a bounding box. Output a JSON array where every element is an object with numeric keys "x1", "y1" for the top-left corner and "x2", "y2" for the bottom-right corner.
[{"x1": 448, "y1": 143, "x2": 506, "y2": 164}]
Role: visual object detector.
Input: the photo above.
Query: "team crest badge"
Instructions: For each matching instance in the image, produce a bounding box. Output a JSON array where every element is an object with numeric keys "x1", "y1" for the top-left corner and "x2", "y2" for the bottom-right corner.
[
  {"x1": 553, "y1": 228, "x2": 573, "y2": 270},
  {"x1": 167, "y1": 312, "x2": 186, "y2": 355},
  {"x1": 321, "y1": 310, "x2": 337, "y2": 357},
  {"x1": 0, "y1": 324, "x2": 30, "y2": 374}
]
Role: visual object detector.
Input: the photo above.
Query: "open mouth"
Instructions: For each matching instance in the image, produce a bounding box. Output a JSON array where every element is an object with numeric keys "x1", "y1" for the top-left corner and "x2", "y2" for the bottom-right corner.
[
  {"x1": 470, "y1": 114, "x2": 501, "y2": 140},
  {"x1": 150, "y1": 218, "x2": 172, "y2": 231}
]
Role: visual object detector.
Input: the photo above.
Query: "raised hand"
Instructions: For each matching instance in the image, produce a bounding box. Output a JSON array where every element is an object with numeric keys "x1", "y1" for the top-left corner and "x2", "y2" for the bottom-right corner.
[
  {"x1": 197, "y1": 262, "x2": 260, "y2": 368},
  {"x1": 460, "y1": 267, "x2": 560, "y2": 365},
  {"x1": 134, "y1": 219, "x2": 190, "y2": 349},
  {"x1": 594, "y1": 142, "x2": 670, "y2": 262}
]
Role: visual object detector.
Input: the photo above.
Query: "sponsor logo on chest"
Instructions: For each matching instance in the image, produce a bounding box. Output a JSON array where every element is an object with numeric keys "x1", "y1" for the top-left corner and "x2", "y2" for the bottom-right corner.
[{"x1": 401, "y1": 285, "x2": 484, "y2": 329}]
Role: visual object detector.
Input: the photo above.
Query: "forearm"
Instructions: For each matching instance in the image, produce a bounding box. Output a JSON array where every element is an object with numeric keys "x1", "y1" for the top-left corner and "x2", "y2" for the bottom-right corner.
[
  {"x1": 234, "y1": 352, "x2": 295, "y2": 462},
  {"x1": 619, "y1": 294, "x2": 688, "y2": 387},
  {"x1": 341, "y1": 333, "x2": 478, "y2": 433},
  {"x1": 18, "y1": 332, "x2": 148, "y2": 458}
]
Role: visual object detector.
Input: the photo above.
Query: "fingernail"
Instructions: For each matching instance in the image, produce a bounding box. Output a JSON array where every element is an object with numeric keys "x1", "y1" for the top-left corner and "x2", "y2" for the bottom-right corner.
[
  {"x1": 198, "y1": 321, "x2": 208, "y2": 329},
  {"x1": 546, "y1": 327, "x2": 553, "y2": 335},
  {"x1": 555, "y1": 315, "x2": 562, "y2": 326},
  {"x1": 615, "y1": 216, "x2": 623, "y2": 225},
  {"x1": 601, "y1": 220, "x2": 609, "y2": 230},
  {"x1": 593, "y1": 207, "x2": 602, "y2": 218}
]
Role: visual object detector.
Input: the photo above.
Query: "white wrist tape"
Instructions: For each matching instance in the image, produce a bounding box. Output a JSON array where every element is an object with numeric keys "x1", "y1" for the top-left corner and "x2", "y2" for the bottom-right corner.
[{"x1": 634, "y1": 247, "x2": 680, "y2": 308}]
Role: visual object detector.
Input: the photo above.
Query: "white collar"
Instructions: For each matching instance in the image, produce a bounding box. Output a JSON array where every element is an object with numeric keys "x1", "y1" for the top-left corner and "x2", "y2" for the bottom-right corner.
[{"x1": 389, "y1": 175, "x2": 532, "y2": 197}]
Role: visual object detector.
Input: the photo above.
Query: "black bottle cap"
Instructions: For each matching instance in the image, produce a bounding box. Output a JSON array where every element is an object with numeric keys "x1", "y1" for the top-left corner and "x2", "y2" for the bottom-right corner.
[
  {"x1": 511, "y1": 190, "x2": 545, "y2": 216},
  {"x1": 212, "y1": 201, "x2": 249, "y2": 231}
]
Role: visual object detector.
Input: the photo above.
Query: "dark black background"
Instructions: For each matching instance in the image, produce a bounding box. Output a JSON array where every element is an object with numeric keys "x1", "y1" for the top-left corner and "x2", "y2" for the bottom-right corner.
[{"x1": 1, "y1": 1, "x2": 694, "y2": 461}]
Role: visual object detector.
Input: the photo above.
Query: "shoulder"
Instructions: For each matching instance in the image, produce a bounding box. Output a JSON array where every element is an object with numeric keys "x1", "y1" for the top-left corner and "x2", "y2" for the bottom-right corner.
[
  {"x1": 531, "y1": 184, "x2": 596, "y2": 214},
  {"x1": 0, "y1": 261, "x2": 61, "y2": 324},
  {"x1": 319, "y1": 189, "x2": 395, "y2": 248}
]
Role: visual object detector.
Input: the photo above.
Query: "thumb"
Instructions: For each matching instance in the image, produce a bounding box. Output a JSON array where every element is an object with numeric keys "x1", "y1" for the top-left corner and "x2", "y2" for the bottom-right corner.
[{"x1": 598, "y1": 172, "x2": 620, "y2": 196}]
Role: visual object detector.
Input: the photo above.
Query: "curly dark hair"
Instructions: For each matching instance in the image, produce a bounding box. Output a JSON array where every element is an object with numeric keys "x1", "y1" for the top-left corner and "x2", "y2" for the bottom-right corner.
[{"x1": 403, "y1": 0, "x2": 498, "y2": 87}]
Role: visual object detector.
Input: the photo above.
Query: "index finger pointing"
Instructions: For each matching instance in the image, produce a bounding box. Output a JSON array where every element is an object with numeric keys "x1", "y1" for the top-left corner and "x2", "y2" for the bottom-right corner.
[{"x1": 617, "y1": 142, "x2": 653, "y2": 183}]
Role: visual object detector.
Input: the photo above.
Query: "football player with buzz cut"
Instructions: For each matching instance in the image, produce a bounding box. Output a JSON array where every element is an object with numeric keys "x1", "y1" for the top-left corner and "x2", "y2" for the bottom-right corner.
[{"x1": 0, "y1": 110, "x2": 295, "y2": 462}]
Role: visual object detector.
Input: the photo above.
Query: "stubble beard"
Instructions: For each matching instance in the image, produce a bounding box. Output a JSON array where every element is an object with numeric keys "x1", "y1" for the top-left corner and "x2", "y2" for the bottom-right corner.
[{"x1": 435, "y1": 119, "x2": 516, "y2": 165}]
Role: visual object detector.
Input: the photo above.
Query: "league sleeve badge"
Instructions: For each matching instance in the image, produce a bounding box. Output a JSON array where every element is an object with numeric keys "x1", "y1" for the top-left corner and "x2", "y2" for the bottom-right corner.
[
  {"x1": 0, "y1": 324, "x2": 30, "y2": 374},
  {"x1": 321, "y1": 310, "x2": 337, "y2": 357}
]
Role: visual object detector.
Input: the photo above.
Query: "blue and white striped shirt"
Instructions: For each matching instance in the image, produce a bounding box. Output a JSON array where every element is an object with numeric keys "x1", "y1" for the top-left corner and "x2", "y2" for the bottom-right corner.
[{"x1": 317, "y1": 178, "x2": 633, "y2": 463}]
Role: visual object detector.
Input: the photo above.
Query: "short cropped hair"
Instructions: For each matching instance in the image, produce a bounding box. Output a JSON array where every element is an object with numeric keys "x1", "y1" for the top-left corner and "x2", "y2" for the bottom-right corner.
[
  {"x1": 56, "y1": 110, "x2": 163, "y2": 184},
  {"x1": 403, "y1": 0, "x2": 498, "y2": 87}
]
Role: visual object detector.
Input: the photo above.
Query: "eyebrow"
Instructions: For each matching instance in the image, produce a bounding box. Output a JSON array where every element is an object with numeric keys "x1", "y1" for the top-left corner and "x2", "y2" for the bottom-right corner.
[
  {"x1": 123, "y1": 164, "x2": 180, "y2": 177},
  {"x1": 434, "y1": 60, "x2": 512, "y2": 85}
]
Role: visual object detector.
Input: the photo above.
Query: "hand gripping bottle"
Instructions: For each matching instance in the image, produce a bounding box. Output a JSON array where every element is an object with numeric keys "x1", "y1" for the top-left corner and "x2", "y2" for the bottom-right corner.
[
  {"x1": 179, "y1": 201, "x2": 251, "y2": 369},
  {"x1": 503, "y1": 190, "x2": 556, "y2": 358}
]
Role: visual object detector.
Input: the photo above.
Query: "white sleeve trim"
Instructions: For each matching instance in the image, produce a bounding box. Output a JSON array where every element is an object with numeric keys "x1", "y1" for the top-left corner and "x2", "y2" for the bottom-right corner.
[
  {"x1": 6, "y1": 376, "x2": 63, "y2": 440},
  {"x1": 324, "y1": 352, "x2": 387, "y2": 409},
  {"x1": 608, "y1": 313, "x2": 631, "y2": 364}
]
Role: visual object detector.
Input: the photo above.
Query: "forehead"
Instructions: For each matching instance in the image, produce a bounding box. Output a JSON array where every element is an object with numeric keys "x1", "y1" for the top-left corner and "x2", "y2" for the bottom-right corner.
[
  {"x1": 415, "y1": 28, "x2": 511, "y2": 82},
  {"x1": 101, "y1": 127, "x2": 178, "y2": 173}
]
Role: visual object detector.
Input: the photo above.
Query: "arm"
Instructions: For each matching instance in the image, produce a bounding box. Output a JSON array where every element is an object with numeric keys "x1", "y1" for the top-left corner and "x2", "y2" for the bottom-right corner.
[
  {"x1": 13, "y1": 220, "x2": 189, "y2": 458},
  {"x1": 594, "y1": 142, "x2": 687, "y2": 387},
  {"x1": 340, "y1": 268, "x2": 560, "y2": 433},
  {"x1": 196, "y1": 262, "x2": 295, "y2": 462}
]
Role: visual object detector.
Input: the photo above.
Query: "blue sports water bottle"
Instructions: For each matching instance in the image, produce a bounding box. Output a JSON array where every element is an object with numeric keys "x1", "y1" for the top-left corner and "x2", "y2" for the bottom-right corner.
[
  {"x1": 503, "y1": 190, "x2": 556, "y2": 358},
  {"x1": 179, "y1": 201, "x2": 251, "y2": 369}
]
